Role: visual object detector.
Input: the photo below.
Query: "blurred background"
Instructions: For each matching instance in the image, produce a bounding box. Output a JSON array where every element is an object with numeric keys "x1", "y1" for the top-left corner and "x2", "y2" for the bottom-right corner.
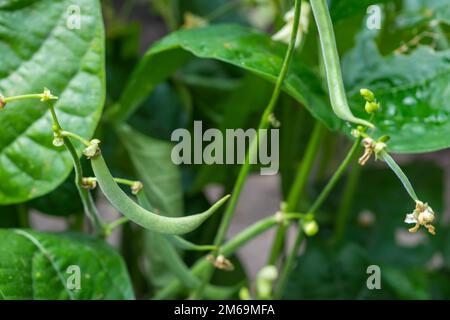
[{"x1": 4, "y1": 0, "x2": 449, "y2": 299}]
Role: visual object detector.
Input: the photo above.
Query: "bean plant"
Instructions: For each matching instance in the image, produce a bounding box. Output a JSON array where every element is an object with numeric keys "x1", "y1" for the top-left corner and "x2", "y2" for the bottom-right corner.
[{"x1": 0, "y1": 0, "x2": 449, "y2": 300}]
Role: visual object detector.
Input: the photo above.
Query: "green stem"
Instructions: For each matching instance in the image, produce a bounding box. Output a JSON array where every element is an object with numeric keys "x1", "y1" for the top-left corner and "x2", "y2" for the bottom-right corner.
[
  {"x1": 332, "y1": 161, "x2": 361, "y2": 245},
  {"x1": 378, "y1": 150, "x2": 418, "y2": 202},
  {"x1": 194, "y1": 0, "x2": 303, "y2": 298},
  {"x1": 106, "y1": 216, "x2": 130, "y2": 232},
  {"x1": 47, "y1": 103, "x2": 106, "y2": 235},
  {"x1": 3, "y1": 94, "x2": 45, "y2": 103},
  {"x1": 308, "y1": 138, "x2": 361, "y2": 215},
  {"x1": 268, "y1": 121, "x2": 325, "y2": 264},
  {"x1": 275, "y1": 136, "x2": 362, "y2": 297},
  {"x1": 86, "y1": 176, "x2": 140, "y2": 187},
  {"x1": 17, "y1": 204, "x2": 29, "y2": 229},
  {"x1": 154, "y1": 215, "x2": 283, "y2": 299},
  {"x1": 61, "y1": 131, "x2": 90, "y2": 146},
  {"x1": 63, "y1": 137, "x2": 106, "y2": 235}
]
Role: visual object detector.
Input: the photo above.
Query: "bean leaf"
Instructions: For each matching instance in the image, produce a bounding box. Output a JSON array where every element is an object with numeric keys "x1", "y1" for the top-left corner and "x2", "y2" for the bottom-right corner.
[
  {"x1": 0, "y1": 0, "x2": 105, "y2": 204},
  {"x1": 0, "y1": 229, "x2": 134, "y2": 299},
  {"x1": 108, "y1": 24, "x2": 338, "y2": 130},
  {"x1": 343, "y1": 26, "x2": 450, "y2": 153}
]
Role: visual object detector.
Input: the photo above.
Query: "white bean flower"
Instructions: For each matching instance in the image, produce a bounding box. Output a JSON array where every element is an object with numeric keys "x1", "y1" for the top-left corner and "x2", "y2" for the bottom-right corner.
[
  {"x1": 405, "y1": 200, "x2": 436, "y2": 235},
  {"x1": 272, "y1": 2, "x2": 310, "y2": 47}
]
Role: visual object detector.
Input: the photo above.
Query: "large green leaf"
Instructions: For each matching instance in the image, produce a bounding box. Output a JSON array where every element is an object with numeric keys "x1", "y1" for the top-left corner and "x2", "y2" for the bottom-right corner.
[
  {"x1": 0, "y1": 229, "x2": 134, "y2": 299},
  {"x1": 0, "y1": 0, "x2": 105, "y2": 204},
  {"x1": 108, "y1": 24, "x2": 338, "y2": 130},
  {"x1": 343, "y1": 25, "x2": 450, "y2": 153}
]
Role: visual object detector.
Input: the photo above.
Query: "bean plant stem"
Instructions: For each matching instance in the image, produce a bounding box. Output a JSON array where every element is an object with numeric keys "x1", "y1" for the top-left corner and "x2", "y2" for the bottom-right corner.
[
  {"x1": 107, "y1": 216, "x2": 130, "y2": 231},
  {"x1": 87, "y1": 176, "x2": 139, "y2": 187},
  {"x1": 194, "y1": 0, "x2": 302, "y2": 298},
  {"x1": 332, "y1": 161, "x2": 361, "y2": 244},
  {"x1": 155, "y1": 214, "x2": 298, "y2": 299},
  {"x1": 61, "y1": 131, "x2": 90, "y2": 146},
  {"x1": 63, "y1": 137, "x2": 106, "y2": 235},
  {"x1": 17, "y1": 204, "x2": 29, "y2": 228},
  {"x1": 379, "y1": 150, "x2": 418, "y2": 201},
  {"x1": 49, "y1": 104, "x2": 106, "y2": 235},
  {"x1": 275, "y1": 136, "x2": 362, "y2": 297},
  {"x1": 3, "y1": 94, "x2": 44, "y2": 103},
  {"x1": 268, "y1": 121, "x2": 325, "y2": 264}
]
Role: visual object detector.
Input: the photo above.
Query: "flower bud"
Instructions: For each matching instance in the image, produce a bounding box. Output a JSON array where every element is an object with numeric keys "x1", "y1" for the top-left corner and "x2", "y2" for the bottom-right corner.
[
  {"x1": 360, "y1": 88, "x2": 375, "y2": 102},
  {"x1": 256, "y1": 265, "x2": 278, "y2": 300},
  {"x1": 302, "y1": 220, "x2": 319, "y2": 236},
  {"x1": 239, "y1": 287, "x2": 251, "y2": 300},
  {"x1": 82, "y1": 177, "x2": 97, "y2": 190},
  {"x1": 365, "y1": 101, "x2": 379, "y2": 114},
  {"x1": 351, "y1": 129, "x2": 360, "y2": 138}
]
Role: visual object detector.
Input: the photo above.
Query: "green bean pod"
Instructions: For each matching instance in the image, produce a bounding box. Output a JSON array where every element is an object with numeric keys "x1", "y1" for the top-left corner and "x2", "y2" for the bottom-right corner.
[
  {"x1": 135, "y1": 191, "x2": 217, "y2": 251},
  {"x1": 91, "y1": 154, "x2": 230, "y2": 235},
  {"x1": 136, "y1": 191, "x2": 239, "y2": 299},
  {"x1": 311, "y1": 0, "x2": 374, "y2": 128}
]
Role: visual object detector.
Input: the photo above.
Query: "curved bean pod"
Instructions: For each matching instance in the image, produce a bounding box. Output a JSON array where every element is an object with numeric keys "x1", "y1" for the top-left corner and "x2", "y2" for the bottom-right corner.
[
  {"x1": 311, "y1": 0, "x2": 374, "y2": 128},
  {"x1": 91, "y1": 154, "x2": 230, "y2": 235}
]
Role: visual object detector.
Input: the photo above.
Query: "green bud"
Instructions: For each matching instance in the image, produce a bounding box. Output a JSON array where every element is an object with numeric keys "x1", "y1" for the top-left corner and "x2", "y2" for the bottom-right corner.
[
  {"x1": 378, "y1": 135, "x2": 390, "y2": 143},
  {"x1": 365, "y1": 101, "x2": 379, "y2": 114},
  {"x1": 256, "y1": 265, "x2": 278, "y2": 300},
  {"x1": 41, "y1": 87, "x2": 58, "y2": 102},
  {"x1": 351, "y1": 129, "x2": 360, "y2": 138},
  {"x1": 302, "y1": 220, "x2": 319, "y2": 236},
  {"x1": 81, "y1": 177, "x2": 97, "y2": 190},
  {"x1": 257, "y1": 265, "x2": 278, "y2": 282},
  {"x1": 360, "y1": 88, "x2": 375, "y2": 102},
  {"x1": 239, "y1": 287, "x2": 251, "y2": 300}
]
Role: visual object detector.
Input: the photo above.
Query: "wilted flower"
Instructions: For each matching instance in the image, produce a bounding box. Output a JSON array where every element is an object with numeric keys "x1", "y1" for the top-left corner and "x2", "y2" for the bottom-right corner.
[
  {"x1": 358, "y1": 137, "x2": 386, "y2": 165},
  {"x1": 131, "y1": 181, "x2": 144, "y2": 195},
  {"x1": 272, "y1": 2, "x2": 310, "y2": 47},
  {"x1": 83, "y1": 139, "x2": 101, "y2": 159},
  {"x1": 207, "y1": 254, "x2": 234, "y2": 271},
  {"x1": 82, "y1": 177, "x2": 97, "y2": 190},
  {"x1": 182, "y1": 12, "x2": 208, "y2": 29},
  {"x1": 405, "y1": 200, "x2": 436, "y2": 235}
]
